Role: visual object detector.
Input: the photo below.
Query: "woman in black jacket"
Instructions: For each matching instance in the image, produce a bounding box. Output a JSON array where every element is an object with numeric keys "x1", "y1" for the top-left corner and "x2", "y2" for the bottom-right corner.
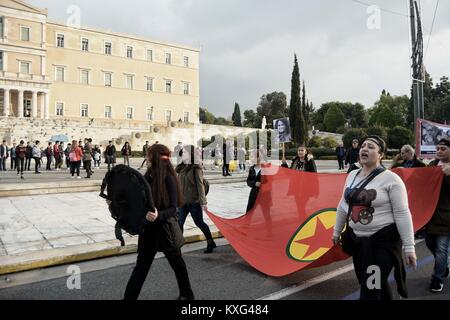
[
  {"x1": 281, "y1": 145, "x2": 317, "y2": 172},
  {"x1": 124, "y1": 144, "x2": 194, "y2": 300}
]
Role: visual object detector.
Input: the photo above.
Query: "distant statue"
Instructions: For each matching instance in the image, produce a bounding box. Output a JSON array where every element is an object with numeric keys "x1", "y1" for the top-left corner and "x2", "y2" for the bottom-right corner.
[{"x1": 262, "y1": 116, "x2": 267, "y2": 129}]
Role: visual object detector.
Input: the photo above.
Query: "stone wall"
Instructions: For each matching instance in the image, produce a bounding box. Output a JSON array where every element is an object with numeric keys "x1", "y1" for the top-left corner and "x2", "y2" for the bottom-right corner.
[{"x1": 0, "y1": 117, "x2": 261, "y2": 151}]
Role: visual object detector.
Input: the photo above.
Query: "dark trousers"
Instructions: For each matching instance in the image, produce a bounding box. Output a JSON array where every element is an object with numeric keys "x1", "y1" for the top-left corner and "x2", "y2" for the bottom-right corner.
[
  {"x1": 11, "y1": 157, "x2": 16, "y2": 170},
  {"x1": 140, "y1": 159, "x2": 147, "y2": 168},
  {"x1": 106, "y1": 155, "x2": 115, "y2": 171},
  {"x1": 124, "y1": 233, "x2": 193, "y2": 300},
  {"x1": 16, "y1": 157, "x2": 25, "y2": 174},
  {"x1": 222, "y1": 163, "x2": 230, "y2": 176},
  {"x1": 66, "y1": 158, "x2": 70, "y2": 168},
  {"x1": 46, "y1": 156, "x2": 52, "y2": 170},
  {"x1": 70, "y1": 161, "x2": 81, "y2": 177},
  {"x1": 25, "y1": 157, "x2": 31, "y2": 170},
  {"x1": 356, "y1": 247, "x2": 394, "y2": 300},
  {"x1": 84, "y1": 160, "x2": 92, "y2": 178},
  {"x1": 239, "y1": 163, "x2": 246, "y2": 171},
  {"x1": 1, "y1": 157, "x2": 6, "y2": 171},
  {"x1": 178, "y1": 203, "x2": 213, "y2": 240},
  {"x1": 338, "y1": 157, "x2": 345, "y2": 170},
  {"x1": 33, "y1": 157, "x2": 41, "y2": 173}
]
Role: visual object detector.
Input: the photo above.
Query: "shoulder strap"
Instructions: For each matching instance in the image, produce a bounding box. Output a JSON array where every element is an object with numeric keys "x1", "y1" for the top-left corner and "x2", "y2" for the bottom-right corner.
[{"x1": 345, "y1": 167, "x2": 386, "y2": 224}]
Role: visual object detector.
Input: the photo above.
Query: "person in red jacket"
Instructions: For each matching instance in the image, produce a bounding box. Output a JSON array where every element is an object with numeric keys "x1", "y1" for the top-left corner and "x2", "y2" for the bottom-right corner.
[{"x1": 68, "y1": 140, "x2": 83, "y2": 179}]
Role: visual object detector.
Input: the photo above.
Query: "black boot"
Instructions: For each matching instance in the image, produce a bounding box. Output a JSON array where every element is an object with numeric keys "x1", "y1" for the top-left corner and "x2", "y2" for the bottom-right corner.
[{"x1": 204, "y1": 239, "x2": 216, "y2": 254}]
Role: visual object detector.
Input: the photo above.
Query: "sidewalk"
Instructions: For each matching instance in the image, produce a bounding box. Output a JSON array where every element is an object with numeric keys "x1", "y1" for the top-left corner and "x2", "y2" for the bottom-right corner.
[{"x1": 0, "y1": 182, "x2": 249, "y2": 275}]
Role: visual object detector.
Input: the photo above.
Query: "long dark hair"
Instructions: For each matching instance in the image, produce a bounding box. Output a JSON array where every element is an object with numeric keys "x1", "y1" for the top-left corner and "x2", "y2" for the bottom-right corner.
[{"x1": 145, "y1": 144, "x2": 183, "y2": 208}]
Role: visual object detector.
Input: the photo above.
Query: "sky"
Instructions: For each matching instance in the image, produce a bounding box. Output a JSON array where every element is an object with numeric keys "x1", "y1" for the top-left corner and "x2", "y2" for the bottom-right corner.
[{"x1": 28, "y1": 0, "x2": 450, "y2": 118}]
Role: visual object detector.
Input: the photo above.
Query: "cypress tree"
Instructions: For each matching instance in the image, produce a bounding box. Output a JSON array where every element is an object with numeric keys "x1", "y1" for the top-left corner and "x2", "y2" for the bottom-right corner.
[
  {"x1": 289, "y1": 54, "x2": 307, "y2": 144},
  {"x1": 232, "y1": 102, "x2": 242, "y2": 127}
]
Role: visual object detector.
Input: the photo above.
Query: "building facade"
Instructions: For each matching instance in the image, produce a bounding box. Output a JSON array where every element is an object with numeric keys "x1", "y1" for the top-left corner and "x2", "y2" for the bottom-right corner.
[{"x1": 0, "y1": 0, "x2": 200, "y2": 125}]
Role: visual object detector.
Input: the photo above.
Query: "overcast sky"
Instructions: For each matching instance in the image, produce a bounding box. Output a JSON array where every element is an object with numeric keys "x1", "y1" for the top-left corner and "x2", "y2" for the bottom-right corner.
[{"x1": 28, "y1": 0, "x2": 450, "y2": 117}]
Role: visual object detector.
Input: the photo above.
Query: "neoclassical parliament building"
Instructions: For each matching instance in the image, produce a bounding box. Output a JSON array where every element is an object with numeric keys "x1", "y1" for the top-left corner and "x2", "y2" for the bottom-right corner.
[{"x1": 0, "y1": 0, "x2": 200, "y2": 125}]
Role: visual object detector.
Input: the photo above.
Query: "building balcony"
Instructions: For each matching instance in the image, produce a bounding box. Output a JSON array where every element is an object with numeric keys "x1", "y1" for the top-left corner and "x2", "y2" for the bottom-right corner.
[{"x1": 0, "y1": 71, "x2": 49, "y2": 82}]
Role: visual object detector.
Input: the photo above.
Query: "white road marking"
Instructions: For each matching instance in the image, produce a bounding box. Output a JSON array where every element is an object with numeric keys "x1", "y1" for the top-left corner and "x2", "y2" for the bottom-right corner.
[{"x1": 257, "y1": 264, "x2": 354, "y2": 300}]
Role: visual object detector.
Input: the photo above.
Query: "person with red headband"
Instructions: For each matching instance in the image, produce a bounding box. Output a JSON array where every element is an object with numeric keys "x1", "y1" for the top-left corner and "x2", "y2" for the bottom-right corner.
[{"x1": 124, "y1": 144, "x2": 194, "y2": 300}]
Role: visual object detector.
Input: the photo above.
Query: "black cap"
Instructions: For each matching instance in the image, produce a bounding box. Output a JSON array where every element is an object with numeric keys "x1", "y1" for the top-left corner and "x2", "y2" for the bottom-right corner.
[
  {"x1": 437, "y1": 137, "x2": 450, "y2": 148},
  {"x1": 363, "y1": 135, "x2": 386, "y2": 153}
]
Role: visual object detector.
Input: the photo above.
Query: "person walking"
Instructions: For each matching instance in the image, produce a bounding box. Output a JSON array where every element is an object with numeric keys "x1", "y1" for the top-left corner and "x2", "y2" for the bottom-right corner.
[
  {"x1": 45, "y1": 142, "x2": 53, "y2": 171},
  {"x1": 246, "y1": 149, "x2": 264, "y2": 212},
  {"x1": 176, "y1": 145, "x2": 216, "y2": 254},
  {"x1": 345, "y1": 139, "x2": 360, "y2": 173},
  {"x1": 139, "y1": 141, "x2": 150, "y2": 170},
  {"x1": 83, "y1": 138, "x2": 93, "y2": 178},
  {"x1": 336, "y1": 143, "x2": 346, "y2": 171},
  {"x1": 15, "y1": 140, "x2": 27, "y2": 179},
  {"x1": 333, "y1": 135, "x2": 417, "y2": 300},
  {"x1": 53, "y1": 141, "x2": 61, "y2": 170},
  {"x1": 31, "y1": 141, "x2": 42, "y2": 174},
  {"x1": 222, "y1": 142, "x2": 231, "y2": 177},
  {"x1": 9, "y1": 143, "x2": 17, "y2": 171},
  {"x1": 0, "y1": 140, "x2": 8, "y2": 171},
  {"x1": 93, "y1": 145, "x2": 101, "y2": 169},
  {"x1": 124, "y1": 144, "x2": 194, "y2": 300},
  {"x1": 121, "y1": 142, "x2": 131, "y2": 166},
  {"x1": 281, "y1": 145, "x2": 317, "y2": 172},
  {"x1": 237, "y1": 144, "x2": 247, "y2": 173},
  {"x1": 425, "y1": 137, "x2": 450, "y2": 292},
  {"x1": 58, "y1": 142, "x2": 65, "y2": 170},
  {"x1": 68, "y1": 140, "x2": 83, "y2": 179},
  {"x1": 105, "y1": 141, "x2": 116, "y2": 172}
]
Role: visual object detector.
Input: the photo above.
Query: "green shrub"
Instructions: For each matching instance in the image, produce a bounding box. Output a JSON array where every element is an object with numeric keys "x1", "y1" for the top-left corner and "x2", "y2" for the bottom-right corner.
[
  {"x1": 308, "y1": 136, "x2": 323, "y2": 148},
  {"x1": 322, "y1": 137, "x2": 338, "y2": 149}
]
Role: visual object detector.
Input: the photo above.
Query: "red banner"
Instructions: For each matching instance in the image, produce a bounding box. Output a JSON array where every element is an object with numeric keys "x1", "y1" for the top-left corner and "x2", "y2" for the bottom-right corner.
[{"x1": 206, "y1": 166, "x2": 443, "y2": 277}]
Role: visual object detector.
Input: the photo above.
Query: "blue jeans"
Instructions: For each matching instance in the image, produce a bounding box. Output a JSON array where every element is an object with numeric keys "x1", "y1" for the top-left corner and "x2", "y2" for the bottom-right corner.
[
  {"x1": 426, "y1": 234, "x2": 450, "y2": 283},
  {"x1": 178, "y1": 203, "x2": 213, "y2": 241}
]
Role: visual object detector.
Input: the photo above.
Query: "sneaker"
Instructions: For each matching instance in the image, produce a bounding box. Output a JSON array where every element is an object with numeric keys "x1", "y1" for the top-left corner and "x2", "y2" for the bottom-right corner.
[
  {"x1": 430, "y1": 280, "x2": 443, "y2": 293},
  {"x1": 77, "y1": 176, "x2": 81, "y2": 179}
]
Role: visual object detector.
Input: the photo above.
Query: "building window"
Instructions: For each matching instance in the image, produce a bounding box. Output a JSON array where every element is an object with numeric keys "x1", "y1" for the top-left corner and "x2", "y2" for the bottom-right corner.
[
  {"x1": 126, "y1": 46, "x2": 133, "y2": 58},
  {"x1": 165, "y1": 110, "x2": 172, "y2": 122},
  {"x1": 104, "y1": 42, "x2": 112, "y2": 55},
  {"x1": 145, "y1": 77, "x2": 153, "y2": 91},
  {"x1": 0, "y1": 52, "x2": 3, "y2": 71},
  {"x1": 20, "y1": 26, "x2": 30, "y2": 41},
  {"x1": 165, "y1": 53, "x2": 171, "y2": 64},
  {"x1": 125, "y1": 74, "x2": 134, "y2": 89},
  {"x1": 104, "y1": 72, "x2": 112, "y2": 87},
  {"x1": 81, "y1": 104, "x2": 89, "y2": 117},
  {"x1": 81, "y1": 38, "x2": 89, "y2": 51},
  {"x1": 0, "y1": 17, "x2": 4, "y2": 38},
  {"x1": 126, "y1": 107, "x2": 133, "y2": 120},
  {"x1": 81, "y1": 69, "x2": 89, "y2": 85},
  {"x1": 57, "y1": 34, "x2": 64, "y2": 48},
  {"x1": 146, "y1": 107, "x2": 154, "y2": 121},
  {"x1": 165, "y1": 80, "x2": 172, "y2": 93},
  {"x1": 56, "y1": 102, "x2": 64, "y2": 116},
  {"x1": 20, "y1": 61, "x2": 30, "y2": 74},
  {"x1": 55, "y1": 67, "x2": 65, "y2": 82},
  {"x1": 184, "y1": 56, "x2": 189, "y2": 67},
  {"x1": 183, "y1": 112, "x2": 189, "y2": 123},
  {"x1": 104, "y1": 106, "x2": 112, "y2": 118},
  {"x1": 183, "y1": 82, "x2": 190, "y2": 95},
  {"x1": 147, "y1": 49, "x2": 153, "y2": 62}
]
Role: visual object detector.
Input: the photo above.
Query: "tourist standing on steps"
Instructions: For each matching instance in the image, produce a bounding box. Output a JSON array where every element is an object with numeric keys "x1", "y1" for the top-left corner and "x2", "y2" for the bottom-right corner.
[
  {"x1": 9, "y1": 143, "x2": 17, "y2": 171},
  {"x1": 105, "y1": 141, "x2": 116, "y2": 172},
  {"x1": 83, "y1": 138, "x2": 94, "y2": 178},
  {"x1": 139, "y1": 141, "x2": 150, "y2": 170},
  {"x1": 64, "y1": 143, "x2": 72, "y2": 169},
  {"x1": 0, "y1": 140, "x2": 8, "y2": 171},
  {"x1": 32, "y1": 141, "x2": 42, "y2": 174}
]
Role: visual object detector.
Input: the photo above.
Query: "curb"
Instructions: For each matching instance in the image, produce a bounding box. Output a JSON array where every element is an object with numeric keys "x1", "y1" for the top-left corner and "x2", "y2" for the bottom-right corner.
[{"x1": 0, "y1": 231, "x2": 223, "y2": 276}]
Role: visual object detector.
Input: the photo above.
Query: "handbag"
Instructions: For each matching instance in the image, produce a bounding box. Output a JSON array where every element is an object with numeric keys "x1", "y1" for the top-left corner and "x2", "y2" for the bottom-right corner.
[{"x1": 340, "y1": 167, "x2": 386, "y2": 255}]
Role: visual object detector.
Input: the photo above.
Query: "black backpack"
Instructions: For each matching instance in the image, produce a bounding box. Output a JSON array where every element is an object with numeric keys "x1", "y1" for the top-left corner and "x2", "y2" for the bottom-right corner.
[{"x1": 100, "y1": 165, "x2": 155, "y2": 246}]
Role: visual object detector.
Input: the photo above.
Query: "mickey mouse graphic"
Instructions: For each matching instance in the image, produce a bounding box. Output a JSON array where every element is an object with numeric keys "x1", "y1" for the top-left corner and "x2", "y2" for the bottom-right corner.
[{"x1": 351, "y1": 189, "x2": 377, "y2": 225}]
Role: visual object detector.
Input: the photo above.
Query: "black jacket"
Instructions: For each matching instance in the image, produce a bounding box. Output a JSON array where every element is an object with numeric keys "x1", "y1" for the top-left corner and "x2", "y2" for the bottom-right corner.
[
  {"x1": 142, "y1": 174, "x2": 185, "y2": 252},
  {"x1": 391, "y1": 156, "x2": 426, "y2": 169},
  {"x1": 345, "y1": 147, "x2": 360, "y2": 165},
  {"x1": 281, "y1": 156, "x2": 317, "y2": 172},
  {"x1": 426, "y1": 160, "x2": 450, "y2": 235},
  {"x1": 246, "y1": 165, "x2": 262, "y2": 212}
]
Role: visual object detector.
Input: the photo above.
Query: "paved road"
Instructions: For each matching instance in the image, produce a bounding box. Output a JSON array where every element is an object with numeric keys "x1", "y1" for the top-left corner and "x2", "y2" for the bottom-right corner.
[{"x1": 0, "y1": 238, "x2": 447, "y2": 300}]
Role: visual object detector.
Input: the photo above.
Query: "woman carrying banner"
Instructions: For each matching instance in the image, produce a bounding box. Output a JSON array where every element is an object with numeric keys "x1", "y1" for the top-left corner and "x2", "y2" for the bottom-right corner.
[
  {"x1": 176, "y1": 145, "x2": 216, "y2": 254},
  {"x1": 124, "y1": 144, "x2": 194, "y2": 300},
  {"x1": 281, "y1": 145, "x2": 317, "y2": 172},
  {"x1": 332, "y1": 135, "x2": 417, "y2": 300}
]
